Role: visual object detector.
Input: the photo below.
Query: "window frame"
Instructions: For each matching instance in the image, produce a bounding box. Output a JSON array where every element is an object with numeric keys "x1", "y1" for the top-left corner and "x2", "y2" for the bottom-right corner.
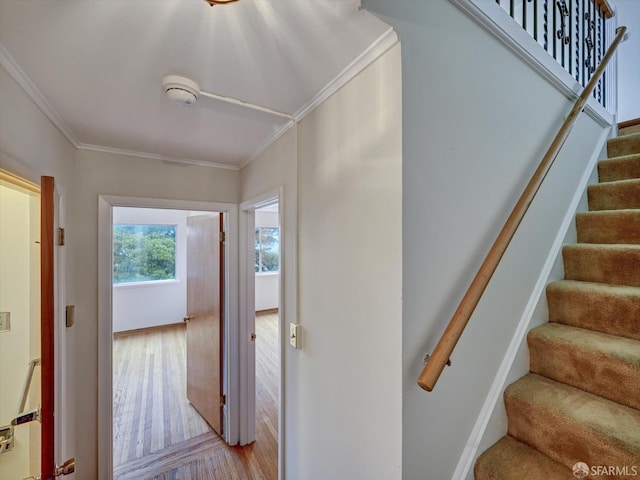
[
  {"x1": 254, "y1": 226, "x2": 280, "y2": 275},
  {"x1": 112, "y1": 223, "x2": 178, "y2": 286}
]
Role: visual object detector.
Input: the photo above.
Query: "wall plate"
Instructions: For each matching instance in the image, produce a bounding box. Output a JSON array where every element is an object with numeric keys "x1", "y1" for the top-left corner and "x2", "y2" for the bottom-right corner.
[{"x1": 0, "y1": 312, "x2": 10, "y2": 332}]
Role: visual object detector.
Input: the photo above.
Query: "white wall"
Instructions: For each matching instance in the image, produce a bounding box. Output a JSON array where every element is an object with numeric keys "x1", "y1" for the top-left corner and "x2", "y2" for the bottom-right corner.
[
  {"x1": 73, "y1": 149, "x2": 239, "y2": 477},
  {"x1": 0, "y1": 63, "x2": 77, "y2": 475},
  {"x1": 241, "y1": 42, "x2": 403, "y2": 480},
  {"x1": 0, "y1": 185, "x2": 39, "y2": 479},
  {"x1": 255, "y1": 209, "x2": 279, "y2": 312},
  {"x1": 363, "y1": 1, "x2": 613, "y2": 478},
  {"x1": 616, "y1": 0, "x2": 640, "y2": 122},
  {"x1": 112, "y1": 207, "x2": 190, "y2": 333}
]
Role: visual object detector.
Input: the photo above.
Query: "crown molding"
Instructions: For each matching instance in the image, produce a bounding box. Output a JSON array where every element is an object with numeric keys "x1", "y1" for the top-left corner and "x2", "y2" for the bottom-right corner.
[
  {"x1": 77, "y1": 144, "x2": 240, "y2": 171},
  {"x1": 240, "y1": 119, "x2": 296, "y2": 170},
  {"x1": 293, "y1": 26, "x2": 398, "y2": 122},
  {"x1": 0, "y1": 42, "x2": 80, "y2": 147},
  {"x1": 242, "y1": 26, "x2": 399, "y2": 170}
]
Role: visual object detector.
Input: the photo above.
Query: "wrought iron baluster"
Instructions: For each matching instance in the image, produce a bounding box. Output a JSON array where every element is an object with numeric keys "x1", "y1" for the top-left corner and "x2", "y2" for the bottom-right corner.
[
  {"x1": 553, "y1": 0, "x2": 557, "y2": 58},
  {"x1": 575, "y1": 0, "x2": 580, "y2": 81},
  {"x1": 555, "y1": 0, "x2": 570, "y2": 66},
  {"x1": 533, "y1": 0, "x2": 538, "y2": 41},
  {"x1": 596, "y1": 5, "x2": 603, "y2": 103},
  {"x1": 544, "y1": 0, "x2": 549, "y2": 51},
  {"x1": 568, "y1": 0, "x2": 572, "y2": 75},
  {"x1": 584, "y1": 10, "x2": 595, "y2": 77}
]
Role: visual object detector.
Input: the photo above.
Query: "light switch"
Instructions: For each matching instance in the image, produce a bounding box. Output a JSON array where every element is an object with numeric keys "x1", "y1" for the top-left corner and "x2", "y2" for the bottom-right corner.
[
  {"x1": 0, "y1": 312, "x2": 10, "y2": 332},
  {"x1": 289, "y1": 323, "x2": 301, "y2": 349}
]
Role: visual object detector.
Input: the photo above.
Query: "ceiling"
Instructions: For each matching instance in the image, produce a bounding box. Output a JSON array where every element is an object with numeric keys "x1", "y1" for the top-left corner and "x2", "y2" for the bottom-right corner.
[{"x1": 0, "y1": 0, "x2": 394, "y2": 169}]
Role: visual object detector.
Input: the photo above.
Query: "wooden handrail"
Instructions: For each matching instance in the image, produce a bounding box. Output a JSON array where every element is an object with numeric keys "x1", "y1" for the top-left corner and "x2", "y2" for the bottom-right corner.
[{"x1": 418, "y1": 25, "x2": 628, "y2": 392}]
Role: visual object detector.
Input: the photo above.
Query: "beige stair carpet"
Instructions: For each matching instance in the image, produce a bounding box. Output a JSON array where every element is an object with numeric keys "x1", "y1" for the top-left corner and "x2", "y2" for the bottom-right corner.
[{"x1": 475, "y1": 130, "x2": 640, "y2": 479}]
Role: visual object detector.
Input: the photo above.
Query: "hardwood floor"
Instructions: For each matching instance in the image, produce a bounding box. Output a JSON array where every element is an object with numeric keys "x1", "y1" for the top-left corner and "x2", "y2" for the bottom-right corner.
[{"x1": 112, "y1": 313, "x2": 279, "y2": 480}]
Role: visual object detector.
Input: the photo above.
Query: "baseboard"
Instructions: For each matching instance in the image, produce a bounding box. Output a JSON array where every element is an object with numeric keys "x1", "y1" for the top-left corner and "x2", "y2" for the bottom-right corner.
[{"x1": 113, "y1": 322, "x2": 184, "y2": 338}]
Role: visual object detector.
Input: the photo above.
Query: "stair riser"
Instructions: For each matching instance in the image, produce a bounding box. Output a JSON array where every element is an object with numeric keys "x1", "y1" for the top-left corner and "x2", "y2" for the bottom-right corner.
[
  {"x1": 474, "y1": 437, "x2": 575, "y2": 480},
  {"x1": 505, "y1": 383, "x2": 640, "y2": 473},
  {"x1": 576, "y1": 212, "x2": 640, "y2": 244},
  {"x1": 588, "y1": 182, "x2": 640, "y2": 211},
  {"x1": 562, "y1": 246, "x2": 640, "y2": 287},
  {"x1": 598, "y1": 154, "x2": 640, "y2": 182},
  {"x1": 528, "y1": 334, "x2": 640, "y2": 410},
  {"x1": 547, "y1": 283, "x2": 640, "y2": 341},
  {"x1": 608, "y1": 134, "x2": 640, "y2": 157}
]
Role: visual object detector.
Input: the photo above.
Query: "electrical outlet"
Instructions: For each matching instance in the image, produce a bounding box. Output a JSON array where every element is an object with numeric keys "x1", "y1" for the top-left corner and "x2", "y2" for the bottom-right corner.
[
  {"x1": 0, "y1": 312, "x2": 10, "y2": 333},
  {"x1": 289, "y1": 323, "x2": 301, "y2": 349}
]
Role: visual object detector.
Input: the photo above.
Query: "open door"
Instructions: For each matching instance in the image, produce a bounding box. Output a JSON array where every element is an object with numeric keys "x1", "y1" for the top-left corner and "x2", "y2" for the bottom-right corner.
[
  {"x1": 185, "y1": 213, "x2": 224, "y2": 436},
  {"x1": 40, "y1": 176, "x2": 56, "y2": 480}
]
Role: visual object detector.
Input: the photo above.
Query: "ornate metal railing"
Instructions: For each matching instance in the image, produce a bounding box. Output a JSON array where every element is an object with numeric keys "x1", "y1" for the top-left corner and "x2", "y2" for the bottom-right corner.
[{"x1": 495, "y1": 0, "x2": 615, "y2": 110}]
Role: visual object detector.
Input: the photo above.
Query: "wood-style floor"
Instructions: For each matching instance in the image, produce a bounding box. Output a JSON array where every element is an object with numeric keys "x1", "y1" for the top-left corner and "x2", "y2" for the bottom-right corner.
[{"x1": 113, "y1": 313, "x2": 279, "y2": 480}]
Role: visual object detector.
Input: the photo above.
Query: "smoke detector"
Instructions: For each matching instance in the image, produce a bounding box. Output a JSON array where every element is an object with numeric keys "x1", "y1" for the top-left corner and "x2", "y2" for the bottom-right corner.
[{"x1": 162, "y1": 75, "x2": 200, "y2": 106}]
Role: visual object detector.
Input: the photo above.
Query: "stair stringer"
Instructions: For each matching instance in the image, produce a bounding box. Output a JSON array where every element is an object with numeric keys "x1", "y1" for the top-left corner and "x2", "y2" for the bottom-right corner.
[{"x1": 454, "y1": 128, "x2": 610, "y2": 480}]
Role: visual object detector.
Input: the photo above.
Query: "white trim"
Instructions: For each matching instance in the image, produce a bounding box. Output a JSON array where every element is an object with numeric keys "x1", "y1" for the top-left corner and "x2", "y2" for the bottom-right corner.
[
  {"x1": 292, "y1": 27, "x2": 398, "y2": 122},
  {"x1": 240, "y1": 120, "x2": 295, "y2": 170},
  {"x1": 98, "y1": 195, "x2": 239, "y2": 479},
  {"x1": 0, "y1": 43, "x2": 80, "y2": 147},
  {"x1": 242, "y1": 27, "x2": 399, "y2": 169},
  {"x1": 77, "y1": 143, "x2": 241, "y2": 171},
  {"x1": 449, "y1": 0, "x2": 615, "y2": 127},
  {"x1": 239, "y1": 188, "x2": 285, "y2": 480},
  {"x1": 451, "y1": 127, "x2": 611, "y2": 480}
]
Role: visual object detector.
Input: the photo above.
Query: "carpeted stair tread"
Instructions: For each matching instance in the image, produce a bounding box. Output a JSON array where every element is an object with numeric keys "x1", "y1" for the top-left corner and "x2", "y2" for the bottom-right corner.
[
  {"x1": 474, "y1": 436, "x2": 575, "y2": 480},
  {"x1": 598, "y1": 153, "x2": 640, "y2": 182},
  {"x1": 546, "y1": 280, "x2": 640, "y2": 340},
  {"x1": 562, "y1": 244, "x2": 640, "y2": 287},
  {"x1": 505, "y1": 374, "x2": 640, "y2": 471},
  {"x1": 528, "y1": 323, "x2": 640, "y2": 410},
  {"x1": 576, "y1": 209, "x2": 640, "y2": 244},
  {"x1": 608, "y1": 132, "x2": 640, "y2": 158},
  {"x1": 588, "y1": 178, "x2": 640, "y2": 211}
]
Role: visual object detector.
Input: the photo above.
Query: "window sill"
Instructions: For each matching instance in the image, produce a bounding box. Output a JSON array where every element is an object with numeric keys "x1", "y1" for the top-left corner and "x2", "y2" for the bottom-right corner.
[{"x1": 113, "y1": 279, "x2": 179, "y2": 289}]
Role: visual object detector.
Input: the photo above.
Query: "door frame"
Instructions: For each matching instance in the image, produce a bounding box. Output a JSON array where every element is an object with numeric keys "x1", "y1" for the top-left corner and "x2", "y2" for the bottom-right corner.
[
  {"x1": 97, "y1": 195, "x2": 238, "y2": 479},
  {"x1": 239, "y1": 187, "x2": 285, "y2": 478}
]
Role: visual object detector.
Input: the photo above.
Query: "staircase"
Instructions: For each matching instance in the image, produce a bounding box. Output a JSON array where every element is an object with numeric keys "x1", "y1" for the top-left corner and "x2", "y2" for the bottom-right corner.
[{"x1": 474, "y1": 131, "x2": 640, "y2": 479}]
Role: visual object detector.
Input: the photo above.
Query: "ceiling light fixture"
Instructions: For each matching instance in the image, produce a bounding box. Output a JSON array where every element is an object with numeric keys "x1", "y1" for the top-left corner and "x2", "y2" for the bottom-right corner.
[
  {"x1": 161, "y1": 74, "x2": 293, "y2": 119},
  {"x1": 204, "y1": 0, "x2": 238, "y2": 6}
]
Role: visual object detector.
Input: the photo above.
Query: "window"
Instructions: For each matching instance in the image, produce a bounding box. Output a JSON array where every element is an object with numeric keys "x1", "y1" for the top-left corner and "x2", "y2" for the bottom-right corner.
[
  {"x1": 255, "y1": 227, "x2": 279, "y2": 273},
  {"x1": 113, "y1": 224, "x2": 177, "y2": 284}
]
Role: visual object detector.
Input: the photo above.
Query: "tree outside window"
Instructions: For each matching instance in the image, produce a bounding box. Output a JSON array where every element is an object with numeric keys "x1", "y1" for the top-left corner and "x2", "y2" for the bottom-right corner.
[
  {"x1": 113, "y1": 224, "x2": 177, "y2": 284},
  {"x1": 255, "y1": 227, "x2": 279, "y2": 273}
]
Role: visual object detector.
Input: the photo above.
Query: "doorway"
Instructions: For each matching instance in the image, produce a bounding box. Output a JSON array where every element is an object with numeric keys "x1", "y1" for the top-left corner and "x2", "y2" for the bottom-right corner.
[
  {"x1": 239, "y1": 190, "x2": 283, "y2": 480},
  {"x1": 97, "y1": 196, "x2": 239, "y2": 479},
  {"x1": 253, "y1": 202, "x2": 280, "y2": 468},
  {"x1": 110, "y1": 207, "x2": 222, "y2": 477},
  {"x1": 0, "y1": 172, "x2": 41, "y2": 480}
]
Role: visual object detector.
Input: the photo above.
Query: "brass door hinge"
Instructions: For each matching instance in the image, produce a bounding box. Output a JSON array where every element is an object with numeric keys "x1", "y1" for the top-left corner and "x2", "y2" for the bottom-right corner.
[
  {"x1": 220, "y1": 231, "x2": 226, "y2": 242},
  {"x1": 58, "y1": 227, "x2": 65, "y2": 246},
  {"x1": 220, "y1": 394, "x2": 226, "y2": 406}
]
